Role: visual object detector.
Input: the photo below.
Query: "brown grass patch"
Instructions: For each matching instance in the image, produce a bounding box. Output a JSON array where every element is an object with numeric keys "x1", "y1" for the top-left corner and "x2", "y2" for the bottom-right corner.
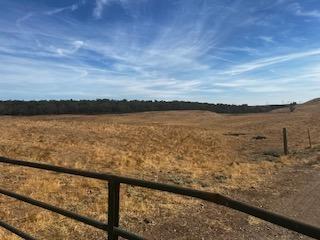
[{"x1": 0, "y1": 103, "x2": 319, "y2": 239}]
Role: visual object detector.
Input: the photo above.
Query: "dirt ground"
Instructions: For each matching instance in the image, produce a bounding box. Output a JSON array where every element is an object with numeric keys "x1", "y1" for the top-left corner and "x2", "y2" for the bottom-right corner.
[
  {"x1": 143, "y1": 149, "x2": 320, "y2": 240},
  {"x1": 0, "y1": 101, "x2": 319, "y2": 239}
]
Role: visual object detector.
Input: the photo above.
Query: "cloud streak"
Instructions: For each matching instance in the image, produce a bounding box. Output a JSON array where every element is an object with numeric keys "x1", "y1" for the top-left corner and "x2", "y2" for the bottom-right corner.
[
  {"x1": 290, "y1": 3, "x2": 320, "y2": 18},
  {"x1": 53, "y1": 40, "x2": 85, "y2": 56},
  {"x1": 45, "y1": 4, "x2": 79, "y2": 15},
  {"x1": 224, "y1": 49, "x2": 320, "y2": 75},
  {"x1": 93, "y1": 0, "x2": 110, "y2": 19},
  {"x1": 258, "y1": 36, "x2": 275, "y2": 43}
]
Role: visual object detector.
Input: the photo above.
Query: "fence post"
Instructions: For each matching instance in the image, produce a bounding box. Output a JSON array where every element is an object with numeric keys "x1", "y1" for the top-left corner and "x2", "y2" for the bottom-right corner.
[
  {"x1": 108, "y1": 179, "x2": 120, "y2": 240},
  {"x1": 307, "y1": 128, "x2": 312, "y2": 149},
  {"x1": 283, "y1": 128, "x2": 288, "y2": 155}
]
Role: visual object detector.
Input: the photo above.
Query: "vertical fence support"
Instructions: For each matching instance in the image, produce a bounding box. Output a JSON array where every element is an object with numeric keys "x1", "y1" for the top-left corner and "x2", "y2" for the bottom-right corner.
[
  {"x1": 283, "y1": 128, "x2": 288, "y2": 155},
  {"x1": 307, "y1": 128, "x2": 312, "y2": 149},
  {"x1": 108, "y1": 179, "x2": 120, "y2": 240}
]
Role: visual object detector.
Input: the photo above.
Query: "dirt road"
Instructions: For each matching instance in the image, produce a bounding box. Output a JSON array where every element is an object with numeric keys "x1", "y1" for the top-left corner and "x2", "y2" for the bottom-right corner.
[
  {"x1": 143, "y1": 156, "x2": 320, "y2": 240},
  {"x1": 227, "y1": 160, "x2": 320, "y2": 240}
]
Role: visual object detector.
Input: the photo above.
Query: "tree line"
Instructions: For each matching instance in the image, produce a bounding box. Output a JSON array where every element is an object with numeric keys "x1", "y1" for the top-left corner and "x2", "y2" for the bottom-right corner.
[{"x1": 0, "y1": 99, "x2": 286, "y2": 115}]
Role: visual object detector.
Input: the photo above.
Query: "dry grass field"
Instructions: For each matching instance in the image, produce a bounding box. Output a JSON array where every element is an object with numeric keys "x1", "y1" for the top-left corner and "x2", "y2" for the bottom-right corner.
[{"x1": 0, "y1": 101, "x2": 319, "y2": 239}]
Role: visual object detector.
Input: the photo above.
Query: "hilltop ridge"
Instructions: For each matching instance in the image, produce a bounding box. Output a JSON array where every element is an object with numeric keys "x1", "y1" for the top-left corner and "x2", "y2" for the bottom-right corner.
[{"x1": 304, "y1": 98, "x2": 320, "y2": 105}]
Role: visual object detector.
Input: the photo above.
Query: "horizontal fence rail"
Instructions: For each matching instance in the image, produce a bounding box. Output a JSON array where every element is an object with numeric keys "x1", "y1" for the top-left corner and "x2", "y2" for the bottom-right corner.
[
  {"x1": 1, "y1": 156, "x2": 320, "y2": 240},
  {"x1": 0, "y1": 188, "x2": 108, "y2": 231},
  {"x1": 0, "y1": 219, "x2": 36, "y2": 240}
]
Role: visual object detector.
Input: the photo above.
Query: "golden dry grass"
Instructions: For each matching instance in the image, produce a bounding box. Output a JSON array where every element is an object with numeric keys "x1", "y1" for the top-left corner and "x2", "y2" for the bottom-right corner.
[{"x1": 0, "y1": 102, "x2": 319, "y2": 239}]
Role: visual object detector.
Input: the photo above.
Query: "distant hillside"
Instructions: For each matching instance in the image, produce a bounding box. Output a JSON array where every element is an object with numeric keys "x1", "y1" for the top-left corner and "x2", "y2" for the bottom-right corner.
[
  {"x1": 0, "y1": 99, "x2": 286, "y2": 116},
  {"x1": 304, "y1": 98, "x2": 320, "y2": 105}
]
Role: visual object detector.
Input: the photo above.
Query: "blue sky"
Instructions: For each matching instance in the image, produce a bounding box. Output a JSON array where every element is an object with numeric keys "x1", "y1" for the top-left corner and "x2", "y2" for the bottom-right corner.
[{"x1": 0, "y1": 0, "x2": 319, "y2": 104}]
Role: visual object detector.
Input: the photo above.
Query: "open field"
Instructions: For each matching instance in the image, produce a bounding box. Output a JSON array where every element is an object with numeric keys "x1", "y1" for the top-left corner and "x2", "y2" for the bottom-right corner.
[{"x1": 0, "y1": 101, "x2": 320, "y2": 239}]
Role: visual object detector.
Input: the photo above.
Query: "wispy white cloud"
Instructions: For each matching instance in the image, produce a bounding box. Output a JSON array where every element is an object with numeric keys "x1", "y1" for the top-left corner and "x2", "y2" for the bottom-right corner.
[
  {"x1": 258, "y1": 36, "x2": 275, "y2": 43},
  {"x1": 224, "y1": 48, "x2": 320, "y2": 75},
  {"x1": 93, "y1": 0, "x2": 148, "y2": 19},
  {"x1": 53, "y1": 40, "x2": 85, "y2": 56},
  {"x1": 297, "y1": 9, "x2": 320, "y2": 18},
  {"x1": 289, "y1": 3, "x2": 320, "y2": 18},
  {"x1": 45, "y1": 4, "x2": 79, "y2": 16},
  {"x1": 93, "y1": 0, "x2": 110, "y2": 19},
  {"x1": 214, "y1": 79, "x2": 259, "y2": 88},
  {"x1": 16, "y1": 12, "x2": 34, "y2": 27}
]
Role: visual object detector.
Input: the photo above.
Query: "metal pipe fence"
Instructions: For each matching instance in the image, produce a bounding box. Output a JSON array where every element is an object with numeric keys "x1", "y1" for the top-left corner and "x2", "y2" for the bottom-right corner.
[{"x1": 1, "y1": 156, "x2": 320, "y2": 240}]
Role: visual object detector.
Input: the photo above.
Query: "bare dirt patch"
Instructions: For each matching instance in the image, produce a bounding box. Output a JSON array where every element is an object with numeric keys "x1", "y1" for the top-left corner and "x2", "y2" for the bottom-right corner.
[{"x1": 143, "y1": 151, "x2": 320, "y2": 240}]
